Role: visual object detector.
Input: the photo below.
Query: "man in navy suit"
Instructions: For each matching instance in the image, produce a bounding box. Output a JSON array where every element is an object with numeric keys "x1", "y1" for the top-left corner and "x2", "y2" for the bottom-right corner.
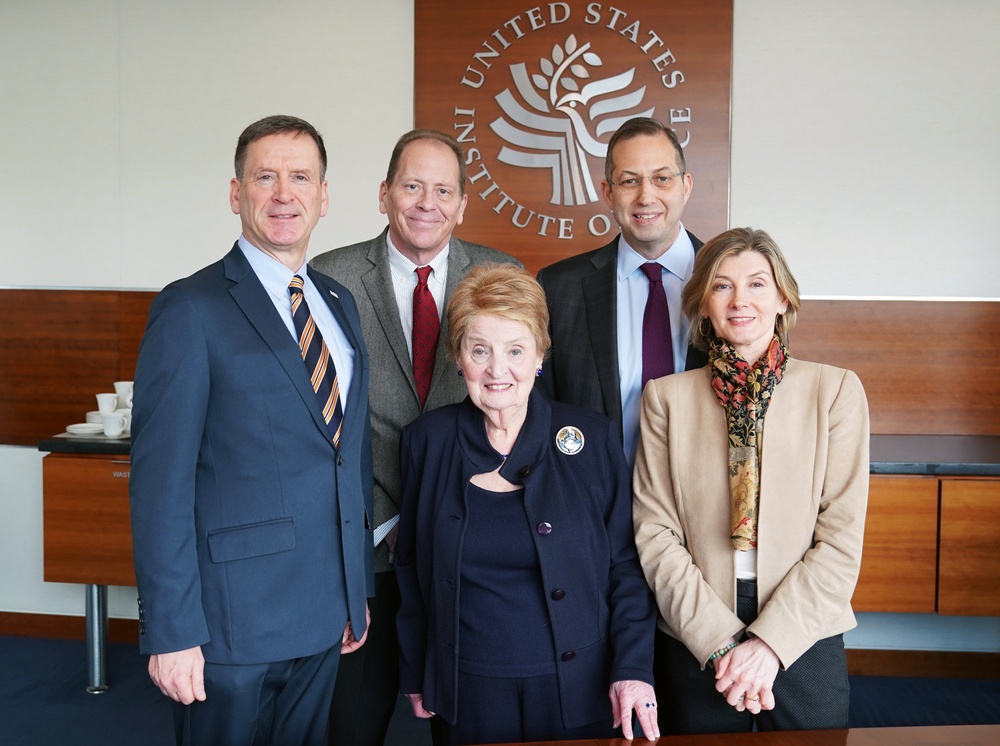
[
  {"x1": 537, "y1": 117, "x2": 707, "y2": 467},
  {"x1": 130, "y1": 115, "x2": 374, "y2": 746}
]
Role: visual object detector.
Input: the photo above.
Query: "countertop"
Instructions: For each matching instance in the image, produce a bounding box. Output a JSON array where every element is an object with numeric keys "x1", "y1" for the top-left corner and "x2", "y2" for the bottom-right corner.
[
  {"x1": 869, "y1": 434, "x2": 1000, "y2": 477},
  {"x1": 38, "y1": 433, "x2": 131, "y2": 456},
  {"x1": 39, "y1": 433, "x2": 999, "y2": 476}
]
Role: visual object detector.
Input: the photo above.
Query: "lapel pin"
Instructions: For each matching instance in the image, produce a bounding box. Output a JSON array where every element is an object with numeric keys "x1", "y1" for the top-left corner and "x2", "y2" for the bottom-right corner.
[{"x1": 555, "y1": 426, "x2": 584, "y2": 455}]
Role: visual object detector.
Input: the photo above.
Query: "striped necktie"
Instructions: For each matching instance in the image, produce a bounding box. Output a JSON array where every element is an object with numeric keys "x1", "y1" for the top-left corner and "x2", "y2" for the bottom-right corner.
[{"x1": 289, "y1": 275, "x2": 344, "y2": 447}]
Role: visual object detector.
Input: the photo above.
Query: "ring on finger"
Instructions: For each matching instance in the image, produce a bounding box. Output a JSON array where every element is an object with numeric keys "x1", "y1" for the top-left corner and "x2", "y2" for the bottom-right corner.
[{"x1": 747, "y1": 694, "x2": 760, "y2": 702}]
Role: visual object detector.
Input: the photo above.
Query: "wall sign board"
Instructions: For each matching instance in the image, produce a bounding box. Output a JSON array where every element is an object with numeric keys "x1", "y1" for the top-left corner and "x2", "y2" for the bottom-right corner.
[{"x1": 415, "y1": 0, "x2": 733, "y2": 272}]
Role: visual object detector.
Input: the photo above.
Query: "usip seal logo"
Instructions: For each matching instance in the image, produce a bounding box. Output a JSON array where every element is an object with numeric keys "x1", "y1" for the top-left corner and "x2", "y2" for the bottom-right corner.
[
  {"x1": 491, "y1": 33, "x2": 653, "y2": 208},
  {"x1": 451, "y1": 2, "x2": 692, "y2": 242}
]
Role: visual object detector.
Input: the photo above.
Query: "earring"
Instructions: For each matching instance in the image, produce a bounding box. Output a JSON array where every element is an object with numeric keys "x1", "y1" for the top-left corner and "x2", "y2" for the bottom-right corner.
[
  {"x1": 456, "y1": 369, "x2": 464, "y2": 377},
  {"x1": 536, "y1": 367, "x2": 543, "y2": 377}
]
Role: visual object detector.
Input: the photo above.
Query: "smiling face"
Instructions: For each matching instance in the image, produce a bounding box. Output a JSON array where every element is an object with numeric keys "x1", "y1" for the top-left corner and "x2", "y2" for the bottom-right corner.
[
  {"x1": 703, "y1": 250, "x2": 789, "y2": 363},
  {"x1": 229, "y1": 132, "x2": 328, "y2": 268},
  {"x1": 601, "y1": 132, "x2": 692, "y2": 259},
  {"x1": 379, "y1": 138, "x2": 468, "y2": 265},
  {"x1": 459, "y1": 315, "x2": 544, "y2": 424}
]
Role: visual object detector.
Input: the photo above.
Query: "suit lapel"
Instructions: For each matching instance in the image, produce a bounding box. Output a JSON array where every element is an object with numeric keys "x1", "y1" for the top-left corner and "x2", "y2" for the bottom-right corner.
[
  {"x1": 425, "y1": 238, "x2": 471, "y2": 407},
  {"x1": 361, "y1": 235, "x2": 421, "y2": 404},
  {"x1": 582, "y1": 241, "x2": 624, "y2": 432},
  {"x1": 223, "y1": 247, "x2": 333, "y2": 445}
]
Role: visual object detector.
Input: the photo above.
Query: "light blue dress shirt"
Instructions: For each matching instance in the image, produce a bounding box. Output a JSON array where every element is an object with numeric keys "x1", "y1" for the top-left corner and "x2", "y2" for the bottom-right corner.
[
  {"x1": 616, "y1": 226, "x2": 695, "y2": 467},
  {"x1": 238, "y1": 236, "x2": 354, "y2": 408}
]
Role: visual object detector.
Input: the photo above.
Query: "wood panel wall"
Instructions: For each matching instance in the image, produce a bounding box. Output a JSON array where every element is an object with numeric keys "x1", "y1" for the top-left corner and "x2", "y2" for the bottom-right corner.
[
  {"x1": 792, "y1": 299, "x2": 1000, "y2": 435},
  {"x1": 0, "y1": 290, "x2": 155, "y2": 446},
  {"x1": 0, "y1": 292, "x2": 997, "y2": 445}
]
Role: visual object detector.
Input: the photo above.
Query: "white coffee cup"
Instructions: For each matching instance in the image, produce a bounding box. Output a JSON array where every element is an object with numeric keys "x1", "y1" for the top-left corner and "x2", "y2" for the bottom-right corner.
[
  {"x1": 115, "y1": 407, "x2": 133, "y2": 437},
  {"x1": 101, "y1": 411, "x2": 128, "y2": 437},
  {"x1": 96, "y1": 393, "x2": 119, "y2": 415},
  {"x1": 114, "y1": 381, "x2": 134, "y2": 409}
]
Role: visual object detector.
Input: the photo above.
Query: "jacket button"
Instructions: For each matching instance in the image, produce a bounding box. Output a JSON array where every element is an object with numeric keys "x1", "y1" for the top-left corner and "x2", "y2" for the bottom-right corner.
[
  {"x1": 520, "y1": 466, "x2": 531, "y2": 477},
  {"x1": 337, "y1": 454, "x2": 344, "y2": 466},
  {"x1": 561, "y1": 651, "x2": 576, "y2": 662},
  {"x1": 551, "y1": 589, "x2": 565, "y2": 600},
  {"x1": 536, "y1": 522, "x2": 552, "y2": 535}
]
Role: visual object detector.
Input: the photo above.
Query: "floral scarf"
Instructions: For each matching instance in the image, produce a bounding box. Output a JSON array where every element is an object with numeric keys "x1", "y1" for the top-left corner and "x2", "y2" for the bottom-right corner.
[{"x1": 708, "y1": 334, "x2": 788, "y2": 551}]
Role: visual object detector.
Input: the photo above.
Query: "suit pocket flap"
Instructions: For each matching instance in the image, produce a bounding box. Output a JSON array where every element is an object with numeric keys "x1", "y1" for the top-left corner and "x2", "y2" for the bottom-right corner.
[{"x1": 208, "y1": 518, "x2": 295, "y2": 563}]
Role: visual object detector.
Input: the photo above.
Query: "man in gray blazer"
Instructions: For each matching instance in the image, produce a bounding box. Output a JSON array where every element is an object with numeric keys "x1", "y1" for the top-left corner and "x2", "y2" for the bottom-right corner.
[
  {"x1": 537, "y1": 117, "x2": 707, "y2": 468},
  {"x1": 310, "y1": 129, "x2": 520, "y2": 746}
]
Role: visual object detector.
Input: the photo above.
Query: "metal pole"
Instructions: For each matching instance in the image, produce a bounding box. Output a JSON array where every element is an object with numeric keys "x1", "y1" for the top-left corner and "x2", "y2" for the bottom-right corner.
[{"x1": 85, "y1": 584, "x2": 109, "y2": 693}]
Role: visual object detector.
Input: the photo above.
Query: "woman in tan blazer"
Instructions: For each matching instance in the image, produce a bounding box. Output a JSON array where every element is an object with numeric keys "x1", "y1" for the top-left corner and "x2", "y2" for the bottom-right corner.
[{"x1": 633, "y1": 227, "x2": 870, "y2": 734}]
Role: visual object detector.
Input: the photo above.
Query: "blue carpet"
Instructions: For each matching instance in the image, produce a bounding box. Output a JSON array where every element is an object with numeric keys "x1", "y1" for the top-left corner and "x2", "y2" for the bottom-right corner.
[
  {"x1": 1, "y1": 636, "x2": 997, "y2": 745},
  {"x1": 0, "y1": 637, "x2": 172, "y2": 746},
  {"x1": 848, "y1": 675, "x2": 1000, "y2": 728}
]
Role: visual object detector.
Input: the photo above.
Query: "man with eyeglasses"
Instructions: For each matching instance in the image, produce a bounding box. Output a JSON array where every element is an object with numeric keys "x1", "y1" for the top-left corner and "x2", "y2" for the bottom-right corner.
[{"x1": 537, "y1": 117, "x2": 707, "y2": 468}]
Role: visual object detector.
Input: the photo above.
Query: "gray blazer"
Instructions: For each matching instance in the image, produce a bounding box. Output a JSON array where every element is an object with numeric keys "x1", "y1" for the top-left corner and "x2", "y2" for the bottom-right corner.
[{"x1": 311, "y1": 229, "x2": 520, "y2": 571}]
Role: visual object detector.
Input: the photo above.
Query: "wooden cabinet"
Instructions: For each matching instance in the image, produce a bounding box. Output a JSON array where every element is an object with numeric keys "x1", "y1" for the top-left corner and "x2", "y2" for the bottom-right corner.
[
  {"x1": 853, "y1": 476, "x2": 938, "y2": 613},
  {"x1": 939, "y1": 480, "x2": 1000, "y2": 616},
  {"x1": 42, "y1": 453, "x2": 135, "y2": 587},
  {"x1": 853, "y1": 475, "x2": 1000, "y2": 616}
]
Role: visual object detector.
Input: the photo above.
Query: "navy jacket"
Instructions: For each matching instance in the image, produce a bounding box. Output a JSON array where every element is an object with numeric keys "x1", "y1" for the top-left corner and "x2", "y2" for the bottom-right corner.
[
  {"x1": 130, "y1": 244, "x2": 374, "y2": 664},
  {"x1": 395, "y1": 389, "x2": 655, "y2": 728}
]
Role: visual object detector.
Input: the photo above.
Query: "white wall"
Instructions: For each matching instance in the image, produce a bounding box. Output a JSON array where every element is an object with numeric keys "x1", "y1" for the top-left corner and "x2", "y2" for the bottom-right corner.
[{"x1": 1, "y1": 1, "x2": 997, "y2": 651}]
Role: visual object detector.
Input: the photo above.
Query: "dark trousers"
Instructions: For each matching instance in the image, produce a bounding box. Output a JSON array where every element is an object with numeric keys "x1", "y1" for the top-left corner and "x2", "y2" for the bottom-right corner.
[
  {"x1": 439, "y1": 670, "x2": 617, "y2": 746},
  {"x1": 172, "y1": 643, "x2": 341, "y2": 746},
  {"x1": 327, "y1": 570, "x2": 403, "y2": 746},
  {"x1": 654, "y1": 584, "x2": 850, "y2": 734}
]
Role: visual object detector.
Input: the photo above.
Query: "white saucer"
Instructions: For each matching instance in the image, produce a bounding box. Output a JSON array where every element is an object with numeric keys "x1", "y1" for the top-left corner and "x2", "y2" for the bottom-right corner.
[
  {"x1": 66, "y1": 423, "x2": 104, "y2": 435},
  {"x1": 85, "y1": 411, "x2": 103, "y2": 424}
]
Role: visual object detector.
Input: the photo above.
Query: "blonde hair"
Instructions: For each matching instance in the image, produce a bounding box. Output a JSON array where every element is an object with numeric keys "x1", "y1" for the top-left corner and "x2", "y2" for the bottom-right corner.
[
  {"x1": 682, "y1": 227, "x2": 801, "y2": 350},
  {"x1": 446, "y1": 264, "x2": 551, "y2": 360}
]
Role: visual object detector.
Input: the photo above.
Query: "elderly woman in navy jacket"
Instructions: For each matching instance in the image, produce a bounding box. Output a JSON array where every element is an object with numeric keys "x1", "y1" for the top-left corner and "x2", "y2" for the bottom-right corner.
[{"x1": 394, "y1": 264, "x2": 659, "y2": 745}]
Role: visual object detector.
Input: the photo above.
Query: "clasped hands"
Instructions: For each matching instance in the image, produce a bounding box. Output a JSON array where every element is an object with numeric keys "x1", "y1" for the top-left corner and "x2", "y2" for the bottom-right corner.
[{"x1": 712, "y1": 637, "x2": 780, "y2": 715}]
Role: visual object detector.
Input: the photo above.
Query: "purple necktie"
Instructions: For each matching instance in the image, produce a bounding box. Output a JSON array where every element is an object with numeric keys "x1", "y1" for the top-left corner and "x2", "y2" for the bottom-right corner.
[{"x1": 640, "y1": 262, "x2": 674, "y2": 388}]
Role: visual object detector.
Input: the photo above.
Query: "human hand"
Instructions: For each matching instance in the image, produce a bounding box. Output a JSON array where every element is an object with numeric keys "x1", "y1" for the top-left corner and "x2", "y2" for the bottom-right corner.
[
  {"x1": 714, "y1": 638, "x2": 779, "y2": 714},
  {"x1": 609, "y1": 680, "x2": 660, "y2": 741},
  {"x1": 405, "y1": 692, "x2": 435, "y2": 718},
  {"x1": 385, "y1": 524, "x2": 399, "y2": 565},
  {"x1": 148, "y1": 646, "x2": 207, "y2": 704},
  {"x1": 341, "y1": 602, "x2": 371, "y2": 654}
]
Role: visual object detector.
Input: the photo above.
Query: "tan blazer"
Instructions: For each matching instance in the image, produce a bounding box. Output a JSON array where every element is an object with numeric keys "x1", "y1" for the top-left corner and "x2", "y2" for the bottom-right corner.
[{"x1": 633, "y1": 359, "x2": 870, "y2": 669}]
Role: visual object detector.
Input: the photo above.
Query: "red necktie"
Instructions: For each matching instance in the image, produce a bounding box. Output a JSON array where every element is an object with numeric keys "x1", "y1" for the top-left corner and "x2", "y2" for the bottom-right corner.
[
  {"x1": 289, "y1": 275, "x2": 344, "y2": 447},
  {"x1": 640, "y1": 262, "x2": 674, "y2": 388},
  {"x1": 412, "y1": 266, "x2": 439, "y2": 408}
]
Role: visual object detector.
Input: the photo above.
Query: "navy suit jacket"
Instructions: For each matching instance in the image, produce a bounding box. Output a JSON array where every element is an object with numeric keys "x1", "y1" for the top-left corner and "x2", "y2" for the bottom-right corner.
[
  {"x1": 130, "y1": 244, "x2": 374, "y2": 665},
  {"x1": 536, "y1": 232, "x2": 708, "y2": 445},
  {"x1": 395, "y1": 390, "x2": 655, "y2": 728}
]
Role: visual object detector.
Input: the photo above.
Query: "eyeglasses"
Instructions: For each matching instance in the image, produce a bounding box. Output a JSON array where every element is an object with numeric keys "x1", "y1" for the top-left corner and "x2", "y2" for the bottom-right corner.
[{"x1": 609, "y1": 172, "x2": 685, "y2": 191}]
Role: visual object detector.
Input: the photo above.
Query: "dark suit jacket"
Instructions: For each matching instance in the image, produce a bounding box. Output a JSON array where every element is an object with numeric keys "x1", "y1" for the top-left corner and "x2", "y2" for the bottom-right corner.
[
  {"x1": 536, "y1": 231, "x2": 707, "y2": 445},
  {"x1": 310, "y1": 229, "x2": 520, "y2": 572},
  {"x1": 130, "y1": 244, "x2": 374, "y2": 665},
  {"x1": 395, "y1": 390, "x2": 655, "y2": 728}
]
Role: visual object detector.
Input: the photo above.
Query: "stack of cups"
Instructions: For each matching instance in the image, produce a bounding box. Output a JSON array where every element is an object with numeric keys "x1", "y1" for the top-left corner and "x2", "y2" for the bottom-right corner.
[{"x1": 96, "y1": 381, "x2": 133, "y2": 437}]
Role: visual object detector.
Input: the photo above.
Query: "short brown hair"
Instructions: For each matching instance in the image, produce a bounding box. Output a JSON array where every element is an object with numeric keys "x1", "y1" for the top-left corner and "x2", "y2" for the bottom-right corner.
[
  {"x1": 682, "y1": 227, "x2": 801, "y2": 350},
  {"x1": 446, "y1": 264, "x2": 551, "y2": 360},
  {"x1": 385, "y1": 130, "x2": 467, "y2": 195},
  {"x1": 605, "y1": 117, "x2": 686, "y2": 183},
  {"x1": 234, "y1": 115, "x2": 327, "y2": 180}
]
